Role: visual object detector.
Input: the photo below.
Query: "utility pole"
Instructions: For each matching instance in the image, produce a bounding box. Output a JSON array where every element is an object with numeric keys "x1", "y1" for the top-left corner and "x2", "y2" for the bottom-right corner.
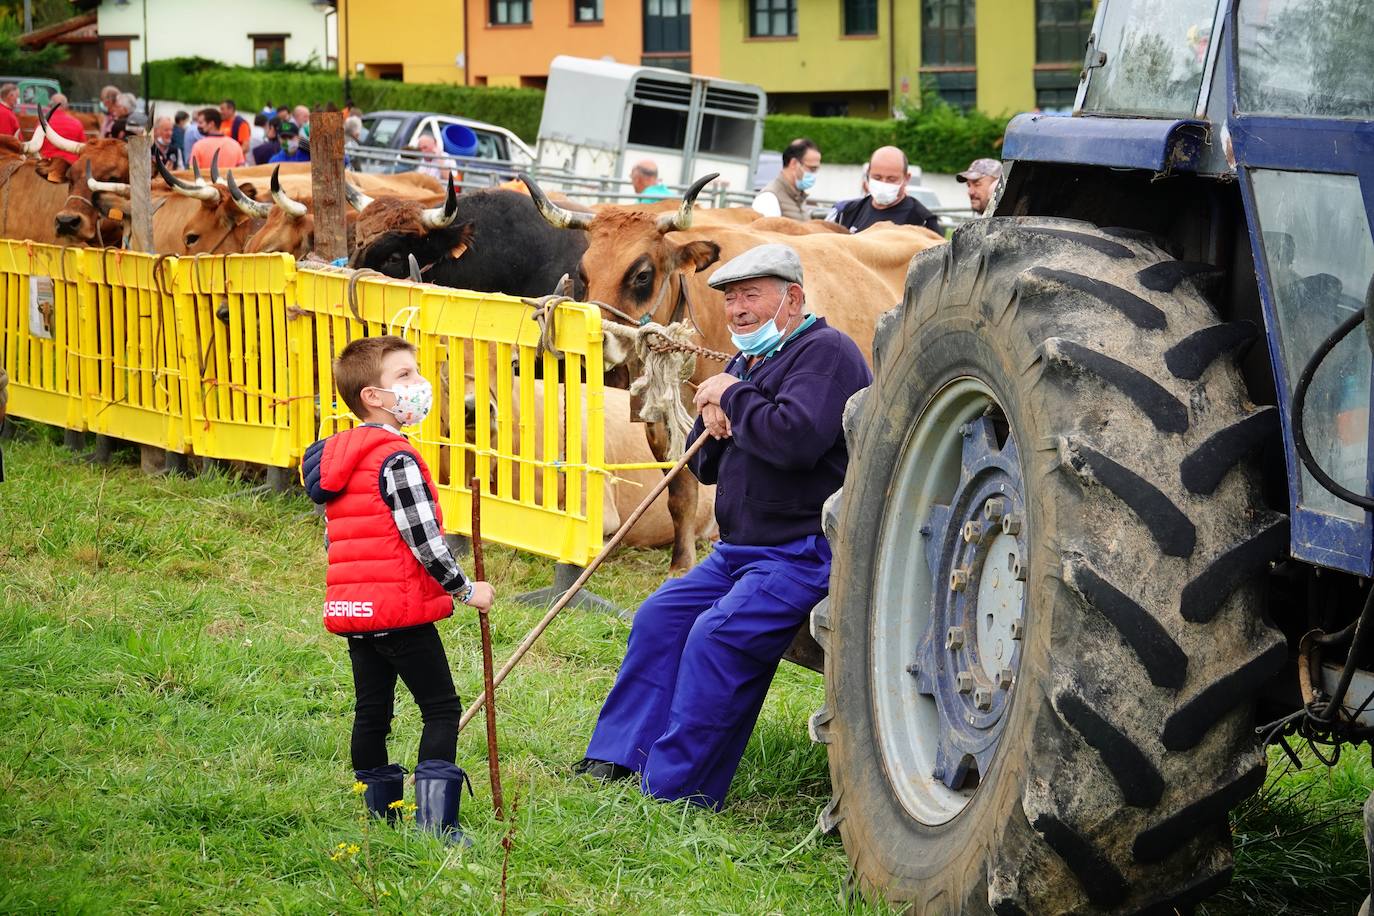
[{"x1": 22, "y1": 0, "x2": 31, "y2": 34}]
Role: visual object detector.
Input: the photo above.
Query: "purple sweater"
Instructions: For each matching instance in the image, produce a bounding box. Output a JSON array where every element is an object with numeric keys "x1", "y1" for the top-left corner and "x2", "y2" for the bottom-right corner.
[{"x1": 688, "y1": 317, "x2": 872, "y2": 547}]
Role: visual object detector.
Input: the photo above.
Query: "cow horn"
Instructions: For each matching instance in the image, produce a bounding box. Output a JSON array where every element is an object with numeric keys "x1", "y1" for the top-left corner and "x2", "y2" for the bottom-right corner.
[
  {"x1": 270, "y1": 165, "x2": 308, "y2": 219},
  {"x1": 156, "y1": 156, "x2": 219, "y2": 202},
  {"x1": 191, "y1": 158, "x2": 203, "y2": 184},
  {"x1": 227, "y1": 170, "x2": 272, "y2": 218},
  {"x1": 656, "y1": 172, "x2": 719, "y2": 234},
  {"x1": 407, "y1": 253, "x2": 423, "y2": 283},
  {"x1": 419, "y1": 174, "x2": 459, "y2": 229},
  {"x1": 209, "y1": 149, "x2": 221, "y2": 185},
  {"x1": 86, "y1": 160, "x2": 131, "y2": 195},
  {"x1": 522, "y1": 171, "x2": 593, "y2": 230},
  {"x1": 344, "y1": 180, "x2": 374, "y2": 212},
  {"x1": 38, "y1": 107, "x2": 84, "y2": 155},
  {"x1": 20, "y1": 124, "x2": 43, "y2": 156}
]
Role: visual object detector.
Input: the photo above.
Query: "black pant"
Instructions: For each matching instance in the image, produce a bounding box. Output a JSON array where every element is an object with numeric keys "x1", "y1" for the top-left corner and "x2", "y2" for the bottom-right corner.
[{"x1": 347, "y1": 623, "x2": 461, "y2": 770}]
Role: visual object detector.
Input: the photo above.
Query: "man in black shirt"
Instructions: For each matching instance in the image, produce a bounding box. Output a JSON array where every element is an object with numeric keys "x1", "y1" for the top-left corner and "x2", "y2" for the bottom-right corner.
[{"x1": 828, "y1": 146, "x2": 942, "y2": 236}]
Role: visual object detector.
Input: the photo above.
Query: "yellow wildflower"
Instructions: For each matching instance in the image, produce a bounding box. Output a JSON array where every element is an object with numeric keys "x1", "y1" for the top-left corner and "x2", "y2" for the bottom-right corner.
[
  {"x1": 388, "y1": 800, "x2": 406, "y2": 810},
  {"x1": 347, "y1": 844, "x2": 360, "y2": 855},
  {"x1": 352, "y1": 781, "x2": 367, "y2": 795}
]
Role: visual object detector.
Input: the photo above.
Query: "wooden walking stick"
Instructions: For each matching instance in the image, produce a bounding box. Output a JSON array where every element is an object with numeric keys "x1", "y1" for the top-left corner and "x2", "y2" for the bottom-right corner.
[
  {"x1": 458, "y1": 428, "x2": 712, "y2": 734},
  {"x1": 470, "y1": 477, "x2": 505, "y2": 821}
]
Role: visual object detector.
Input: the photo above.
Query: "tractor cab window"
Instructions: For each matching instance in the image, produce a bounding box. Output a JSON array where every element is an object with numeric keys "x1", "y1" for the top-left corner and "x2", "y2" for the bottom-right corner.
[
  {"x1": 1081, "y1": 0, "x2": 1216, "y2": 117},
  {"x1": 1237, "y1": 0, "x2": 1374, "y2": 118},
  {"x1": 1252, "y1": 169, "x2": 1374, "y2": 521}
]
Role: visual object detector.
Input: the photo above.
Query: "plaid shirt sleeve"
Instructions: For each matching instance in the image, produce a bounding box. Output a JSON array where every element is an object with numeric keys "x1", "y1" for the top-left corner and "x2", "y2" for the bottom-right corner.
[{"x1": 380, "y1": 453, "x2": 471, "y2": 594}]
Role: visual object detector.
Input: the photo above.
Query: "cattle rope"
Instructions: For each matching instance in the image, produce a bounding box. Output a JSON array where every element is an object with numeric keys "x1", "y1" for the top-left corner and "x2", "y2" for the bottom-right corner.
[{"x1": 601, "y1": 320, "x2": 709, "y2": 459}]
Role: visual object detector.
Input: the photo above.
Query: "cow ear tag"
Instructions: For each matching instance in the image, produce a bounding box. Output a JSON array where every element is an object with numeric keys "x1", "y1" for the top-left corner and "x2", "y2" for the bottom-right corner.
[
  {"x1": 638, "y1": 314, "x2": 652, "y2": 327},
  {"x1": 108, "y1": 208, "x2": 124, "y2": 221}
]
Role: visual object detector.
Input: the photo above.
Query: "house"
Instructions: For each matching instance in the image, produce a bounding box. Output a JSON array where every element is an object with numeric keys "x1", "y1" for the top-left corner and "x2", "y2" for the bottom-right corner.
[{"x1": 62, "y1": 0, "x2": 334, "y2": 74}]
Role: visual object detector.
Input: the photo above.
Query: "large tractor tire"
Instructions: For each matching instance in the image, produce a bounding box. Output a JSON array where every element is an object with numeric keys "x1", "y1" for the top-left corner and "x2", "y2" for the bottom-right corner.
[{"x1": 812, "y1": 218, "x2": 1289, "y2": 913}]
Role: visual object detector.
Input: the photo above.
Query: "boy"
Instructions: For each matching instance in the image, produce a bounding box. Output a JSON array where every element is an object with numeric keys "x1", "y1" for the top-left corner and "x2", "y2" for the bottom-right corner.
[{"x1": 302, "y1": 336, "x2": 494, "y2": 845}]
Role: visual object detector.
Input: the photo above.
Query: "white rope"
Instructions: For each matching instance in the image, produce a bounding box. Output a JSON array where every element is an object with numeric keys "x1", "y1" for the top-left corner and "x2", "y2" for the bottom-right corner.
[{"x1": 602, "y1": 320, "x2": 697, "y2": 459}]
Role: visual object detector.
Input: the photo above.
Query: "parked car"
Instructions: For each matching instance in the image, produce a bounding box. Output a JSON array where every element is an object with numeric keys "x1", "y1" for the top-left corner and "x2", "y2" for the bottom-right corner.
[
  {"x1": 353, "y1": 110, "x2": 535, "y2": 176},
  {"x1": 0, "y1": 77, "x2": 60, "y2": 116}
]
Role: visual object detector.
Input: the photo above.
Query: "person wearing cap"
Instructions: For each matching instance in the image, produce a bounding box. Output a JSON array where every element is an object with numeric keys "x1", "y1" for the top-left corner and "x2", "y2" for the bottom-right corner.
[
  {"x1": 958, "y1": 157, "x2": 1003, "y2": 216},
  {"x1": 829, "y1": 145, "x2": 941, "y2": 235},
  {"x1": 574, "y1": 243, "x2": 871, "y2": 810},
  {"x1": 268, "y1": 120, "x2": 310, "y2": 163}
]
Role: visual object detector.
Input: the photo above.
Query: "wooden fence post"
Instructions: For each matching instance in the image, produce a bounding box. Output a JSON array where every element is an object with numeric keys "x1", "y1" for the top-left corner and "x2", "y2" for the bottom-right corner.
[
  {"x1": 309, "y1": 110, "x2": 348, "y2": 262},
  {"x1": 126, "y1": 133, "x2": 154, "y2": 254}
]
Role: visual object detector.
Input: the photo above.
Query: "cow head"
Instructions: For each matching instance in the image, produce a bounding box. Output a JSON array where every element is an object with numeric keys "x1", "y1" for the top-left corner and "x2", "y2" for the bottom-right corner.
[
  {"x1": 525, "y1": 172, "x2": 720, "y2": 328},
  {"x1": 155, "y1": 154, "x2": 261, "y2": 254},
  {"x1": 48, "y1": 111, "x2": 130, "y2": 245},
  {"x1": 347, "y1": 176, "x2": 475, "y2": 278}
]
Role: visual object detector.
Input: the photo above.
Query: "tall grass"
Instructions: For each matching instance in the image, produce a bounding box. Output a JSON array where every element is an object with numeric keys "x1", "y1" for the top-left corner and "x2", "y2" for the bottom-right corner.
[{"x1": 0, "y1": 424, "x2": 1367, "y2": 913}]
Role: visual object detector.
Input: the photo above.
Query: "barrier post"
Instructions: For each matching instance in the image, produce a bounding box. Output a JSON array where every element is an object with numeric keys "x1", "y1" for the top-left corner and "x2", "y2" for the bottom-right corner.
[{"x1": 308, "y1": 111, "x2": 348, "y2": 262}]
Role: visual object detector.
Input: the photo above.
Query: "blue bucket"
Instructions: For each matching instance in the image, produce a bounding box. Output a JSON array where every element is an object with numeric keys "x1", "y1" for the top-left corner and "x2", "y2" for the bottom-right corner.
[{"x1": 442, "y1": 124, "x2": 479, "y2": 158}]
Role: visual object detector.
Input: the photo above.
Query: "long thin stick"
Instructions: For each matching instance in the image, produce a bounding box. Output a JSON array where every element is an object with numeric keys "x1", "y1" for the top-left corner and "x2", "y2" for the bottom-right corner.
[
  {"x1": 470, "y1": 477, "x2": 505, "y2": 821},
  {"x1": 458, "y1": 429, "x2": 712, "y2": 733}
]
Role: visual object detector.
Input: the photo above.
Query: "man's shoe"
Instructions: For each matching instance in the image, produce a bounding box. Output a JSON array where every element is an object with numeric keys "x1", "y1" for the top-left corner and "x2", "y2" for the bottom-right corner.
[
  {"x1": 414, "y1": 759, "x2": 474, "y2": 847},
  {"x1": 354, "y1": 763, "x2": 406, "y2": 824},
  {"x1": 572, "y1": 757, "x2": 635, "y2": 782}
]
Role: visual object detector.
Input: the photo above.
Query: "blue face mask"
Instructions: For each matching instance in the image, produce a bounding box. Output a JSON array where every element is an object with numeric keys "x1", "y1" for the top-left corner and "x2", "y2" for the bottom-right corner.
[
  {"x1": 730, "y1": 296, "x2": 787, "y2": 356},
  {"x1": 796, "y1": 171, "x2": 816, "y2": 192}
]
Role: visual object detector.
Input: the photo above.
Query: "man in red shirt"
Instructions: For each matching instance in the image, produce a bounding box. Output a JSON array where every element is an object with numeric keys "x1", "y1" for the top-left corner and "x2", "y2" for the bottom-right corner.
[
  {"x1": 0, "y1": 84, "x2": 20, "y2": 138},
  {"x1": 40, "y1": 94, "x2": 87, "y2": 164},
  {"x1": 190, "y1": 107, "x2": 245, "y2": 169}
]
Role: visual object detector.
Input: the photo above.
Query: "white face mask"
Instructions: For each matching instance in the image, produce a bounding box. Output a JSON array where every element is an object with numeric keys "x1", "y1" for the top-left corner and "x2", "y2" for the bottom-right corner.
[
  {"x1": 369, "y1": 377, "x2": 433, "y2": 427},
  {"x1": 869, "y1": 178, "x2": 903, "y2": 207}
]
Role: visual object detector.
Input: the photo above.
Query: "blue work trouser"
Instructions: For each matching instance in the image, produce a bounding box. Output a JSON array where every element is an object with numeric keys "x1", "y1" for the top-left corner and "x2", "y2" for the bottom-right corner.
[{"x1": 584, "y1": 535, "x2": 831, "y2": 810}]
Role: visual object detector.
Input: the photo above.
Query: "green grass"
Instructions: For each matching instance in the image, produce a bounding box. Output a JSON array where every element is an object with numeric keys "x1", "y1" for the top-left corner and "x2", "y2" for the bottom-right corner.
[{"x1": 0, "y1": 424, "x2": 1368, "y2": 914}]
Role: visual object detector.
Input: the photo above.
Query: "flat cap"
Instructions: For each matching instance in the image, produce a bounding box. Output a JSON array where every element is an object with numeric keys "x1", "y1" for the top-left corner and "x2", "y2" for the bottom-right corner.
[
  {"x1": 957, "y1": 158, "x2": 1003, "y2": 182},
  {"x1": 706, "y1": 242, "x2": 804, "y2": 290}
]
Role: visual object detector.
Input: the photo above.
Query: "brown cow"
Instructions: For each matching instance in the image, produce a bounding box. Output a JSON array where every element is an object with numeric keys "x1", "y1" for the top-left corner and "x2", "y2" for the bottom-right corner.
[{"x1": 525, "y1": 172, "x2": 946, "y2": 572}]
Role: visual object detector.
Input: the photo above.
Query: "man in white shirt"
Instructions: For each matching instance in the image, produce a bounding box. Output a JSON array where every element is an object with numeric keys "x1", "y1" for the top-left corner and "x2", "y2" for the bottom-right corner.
[{"x1": 751, "y1": 138, "x2": 820, "y2": 221}]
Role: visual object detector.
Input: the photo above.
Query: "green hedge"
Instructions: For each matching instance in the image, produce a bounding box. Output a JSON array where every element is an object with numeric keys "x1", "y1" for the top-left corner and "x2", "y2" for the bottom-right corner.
[
  {"x1": 764, "y1": 106, "x2": 1007, "y2": 174},
  {"x1": 146, "y1": 58, "x2": 1006, "y2": 172},
  {"x1": 146, "y1": 59, "x2": 545, "y2": 143}
]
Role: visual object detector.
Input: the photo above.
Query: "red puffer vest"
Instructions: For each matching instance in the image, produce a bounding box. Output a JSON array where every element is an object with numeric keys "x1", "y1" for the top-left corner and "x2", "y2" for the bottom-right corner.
[{"x1": 306, "y1": 425, "x2": 453, "y2": 636}]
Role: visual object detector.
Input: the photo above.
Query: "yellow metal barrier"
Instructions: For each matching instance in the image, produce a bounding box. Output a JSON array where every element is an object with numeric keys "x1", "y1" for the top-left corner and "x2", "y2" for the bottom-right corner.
[
  {"x1": 292, "y1": 266, "x2": 607, "y2": 566},
  {"x1": 0, "y1": 242, "x2": 609, "y2": 567},
  {"x1": 0, "y1": 241, "x2": 86, "y2": 432}
]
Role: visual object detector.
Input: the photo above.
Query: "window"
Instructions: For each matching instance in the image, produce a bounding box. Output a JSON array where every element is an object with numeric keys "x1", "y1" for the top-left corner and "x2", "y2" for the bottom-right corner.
[
  {"x1": 490, "y1": 0, "x2": 532, "y2": 25},
  {"x1": 644, "y1": 0, "x2": 691, "y2": 69},
  {"x1": 751, "y1": 0, "x2": 797, "y2": 37},
  {"x1": 920, "y1": 0, "x2": 976, "y2": 108},
  {"x1": 574, "y1": 0, "x2": 603, "y2": 21},
  {"x1": 844, "y1": 0, "x2": 878, "y2": 36},
  {"x1": 103, "y1": 39, "x2": 131, "y2": 74},
  {"x1": 1034, "y1": 0, "x2": 1091, "y2": 109},
  {"x1": 252, "y1": 36, "x2": 287, "y2": 67}
]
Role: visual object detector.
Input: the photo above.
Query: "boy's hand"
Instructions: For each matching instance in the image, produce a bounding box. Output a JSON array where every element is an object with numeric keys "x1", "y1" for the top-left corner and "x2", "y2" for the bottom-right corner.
[{"x1": 461, "y1": 581, "x2": 495, "y2": 611}]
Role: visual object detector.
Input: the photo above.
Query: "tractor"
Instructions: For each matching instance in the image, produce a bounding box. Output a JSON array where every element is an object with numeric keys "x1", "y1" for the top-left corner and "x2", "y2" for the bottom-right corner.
[{"x1": 814, "y1": 0, "x2": 1374, "y2": 911}]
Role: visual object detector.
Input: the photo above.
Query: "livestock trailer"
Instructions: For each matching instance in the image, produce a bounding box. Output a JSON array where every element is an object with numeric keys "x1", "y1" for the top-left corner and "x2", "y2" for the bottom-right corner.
[{"x1": 535, "y1": 55, "x2": 765, "y2": 195}]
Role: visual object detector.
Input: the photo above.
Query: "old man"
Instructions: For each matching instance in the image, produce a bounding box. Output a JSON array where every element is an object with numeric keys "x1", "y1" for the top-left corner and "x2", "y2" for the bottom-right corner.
[{"x1": 574, "y1": 243, "x2": 871, "y2": 809}]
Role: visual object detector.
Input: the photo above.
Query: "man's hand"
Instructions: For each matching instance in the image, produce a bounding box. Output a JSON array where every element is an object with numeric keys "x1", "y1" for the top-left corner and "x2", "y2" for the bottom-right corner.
[
  {"x1": 693, "y1": 372, "x2": 740, "y2": 411},
  {"x1": 462, "y1": 581, "x2": 495, "y2": 611},
  {"x1": 702, "y1": 403, "x2": 732, "y2": 439}
]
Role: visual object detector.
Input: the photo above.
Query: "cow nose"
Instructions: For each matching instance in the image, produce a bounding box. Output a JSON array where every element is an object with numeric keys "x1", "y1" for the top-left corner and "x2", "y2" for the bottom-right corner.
[{"x1": 55, "y1": 213, "x2": 81, "y2": 234}]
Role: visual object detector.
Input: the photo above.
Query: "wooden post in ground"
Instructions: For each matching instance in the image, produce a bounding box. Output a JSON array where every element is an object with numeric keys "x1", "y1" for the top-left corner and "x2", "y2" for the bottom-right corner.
[
  {"x1": 308, "y1": 110, "x2": 348, "y2": 262},
  {"x1": 126, "y1": 133, "x2": 154, "y2": 253}
]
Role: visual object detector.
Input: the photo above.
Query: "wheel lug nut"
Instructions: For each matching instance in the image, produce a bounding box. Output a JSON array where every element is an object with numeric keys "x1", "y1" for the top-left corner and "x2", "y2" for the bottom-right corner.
[
  {"x1": 950, "y1": 567, "x2": 969, "y2": 591},
  {"x1": 998, "y1": 668, "x2": 1014, "y2": 689},
  {"x1": 1012, "y1": 556, "x2": 1027, "y2": 581},
  {"x1": 956, "y1": 670, "x2": 974, "y2": 693},
  {"x1": 945, "y1": 626, "x2": 965, "y2": 650},
  {"x1": 983, "y1": 497, "x2": 1006, "y2": 522},
  {"x1": 906, "y1": 662, "x2": 920, "y2": 676},
  {"x1": 1010, "y1": 617, "x2": 1025, "y2": 640},
  {"x1": 962, "y1": 521, "x2": 979, "y2": 543},
  {"x1": 974, "y1": 686, "x2": 993, "y2": 710},
  {"x1": 1002, "y1": 514, "x2": 1022, "y2": 535}
]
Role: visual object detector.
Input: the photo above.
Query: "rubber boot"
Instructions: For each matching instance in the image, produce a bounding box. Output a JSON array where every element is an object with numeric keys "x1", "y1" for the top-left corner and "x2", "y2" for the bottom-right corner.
[
  {"x1": 354, "y1": 763, "x2": 407, "y2": 824},
  {"x1": 414, "y1": 759, "x2": 474, "y2": 847}
]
